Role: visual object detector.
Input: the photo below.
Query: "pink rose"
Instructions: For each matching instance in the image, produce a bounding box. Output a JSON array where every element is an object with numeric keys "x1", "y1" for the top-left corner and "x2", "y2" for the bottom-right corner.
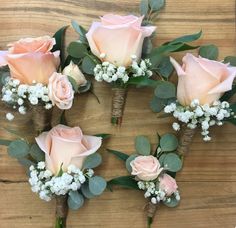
[
  {"x1": 48, "y1": 72, "x2": 74, "y2": 110},
  {"x1": 159, "y1": 174, "x2": 178, "y2": 196},
  {"x1": 35, "y1": 124, "x2": 102, "y2": 174},
  {"x1": 0, "y1": 36, "x2": 60, "y2": 84},
  {"x1": 170, "y1": 53, "x2": 236, "y2": 106},
  {"x1": 86, "y1": 14, "x2": 156, "y2": 67},
  {"x1": 130, "y1": 155, "x2": 163, "y2": 181}
]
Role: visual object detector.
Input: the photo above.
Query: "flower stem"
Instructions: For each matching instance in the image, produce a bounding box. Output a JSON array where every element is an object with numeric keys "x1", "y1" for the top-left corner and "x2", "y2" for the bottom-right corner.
[
  {"x1": 55, "y1": 217, "x2": 66, "y2": 228},
  {"x1": 147, "y1": 216, "x2": 153, "y2": 228},
  {"x1": 55, "y1": 195, "x2": 68, "y2": 228}
]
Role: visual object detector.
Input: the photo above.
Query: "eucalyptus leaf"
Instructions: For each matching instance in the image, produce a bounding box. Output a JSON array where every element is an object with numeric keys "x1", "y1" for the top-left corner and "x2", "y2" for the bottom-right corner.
[
  {"x1": 163, "y1": 153, "x2": 182, "y2": 172},
  {"x1": 127, "y1": 76, "x2": 159, "y2": 87},
  {"x1": 71, "y1": 20, "x2": 88, "y2": 44},
  {"x1": 8, "y1": 140, "x2": 30, "y2": 158},
  {"x1": 18, "y1": 158, "x2": 36, "y2": 168},
  {"x1": 155, "y1": 81, "x2": 176, "y2": 99},
  {"x1": 0, "y1": 139, "x2": 12, "y2": 146},
  {"x1": 224, "y1": 56, "x2": 236, "y2": 66},
  {"x1": 83, "y1": 153, "x2": 102, "y2": 169},
  {"x1": 29, "y1": 144, "x2": 45, "y2": 162},
  {"x1": 199, "y1": 44, "x2": 219, "y2": 60},
  {"x1": 107, "y1": 149, "x2": 129, "y2": 161},
  {"x1": 156, "y1": 56, "x2": 173, "y2": 78},
  {"x1": 82, "y1": 56, "x2": 97, "y2": 75},
  {"x1": 125, "y1": 154, "x2": 138, "y2": 173},
  {"x1": 68, "y1": 76, "x2": 78, "y2": 93},
  {"x1": 78, "y1": 81, "x2": 91, "y2": 93},
  {"x1": 107, "y1": 176, "x2": 139, "y2": 190},
  {"x1": 163, "y1": 197, "x2": 180, "y2": 207},
  {"x1": 89, "y1": 176, "x2": 107, "y2": 195},
  {"x1": 160, "y1": 133, "x2": 178, "y2": 151},
  {"x1": 68, "y1": 191, "x2": 84, "y2": 210},
  {"x1": 67, "y1": 41, "x2": 88, "y2": 58},
  {"x1": 149, "y1": 0, "x2": 165, "y2": 11},
  {"x1": 140, "y1": 0, "x2": 149, "y2": 15},
  {"x1": 220, "y1": 84, "x2": 236, "y2": 101},
  {"x1": 135, "y1": 136, "x2": 151, "y2": 155},
  {"x1": 81, "y1": 183, "x2": 96, "y2": 199},
  {"x1": 159, "y1": 153, "x2": 167, "y2": 166}
]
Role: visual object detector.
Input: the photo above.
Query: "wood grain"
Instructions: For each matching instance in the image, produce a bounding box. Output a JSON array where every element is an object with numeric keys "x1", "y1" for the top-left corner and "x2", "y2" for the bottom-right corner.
[{"x1": 0, "y1": 0, "x2": 235, "y2": 227}]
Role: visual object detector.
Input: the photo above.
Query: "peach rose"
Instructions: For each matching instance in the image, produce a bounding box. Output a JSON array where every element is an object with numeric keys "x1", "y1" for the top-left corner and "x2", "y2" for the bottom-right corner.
[
  {"x1": 170, "y1": 53, "x2": 236, "y2": 106},
  {"x1": 62, "y1": 61, "x2": 87, "y2": 86},
  {"x1": 130, "y1": 155, "x2": 163, "y2": 181},
  {"x1": 48, "y1": 72, "x2": 74, "y2": 110},
  {"x1": 159, "y1": 174, "x2": 178, "y2": 196},
  {"x1": 0, "y1": 36, "x2": 60, "y2": 84},
  {"x1": 35, "y1": 124, "x2": 102, "y2": 174},
  {"x1": 86, "y1": 14, "x2": 156, "y2": 67}
]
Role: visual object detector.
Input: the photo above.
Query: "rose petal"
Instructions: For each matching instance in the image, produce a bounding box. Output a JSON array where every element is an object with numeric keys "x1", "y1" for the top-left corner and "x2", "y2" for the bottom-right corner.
[{"x1": 0, "y1": 51, "x2": 8, "y2": 66}]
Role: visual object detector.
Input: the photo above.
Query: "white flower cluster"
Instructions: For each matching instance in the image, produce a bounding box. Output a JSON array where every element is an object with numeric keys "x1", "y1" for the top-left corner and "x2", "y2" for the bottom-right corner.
[
  {"x1": 94, "y1": 57, "x2": 152, "y2": 84},
  {"x1": 164, "y1": 99, "x2": 235, "y2": 141},
  {"x1": 29, "y1": 162, "x2": 93, "y2": 202},
  {"x1": 2, "y1": 78, "x2": 52, "y2": 120},
  {"x1": 137, "y1": 181, "x2": 180, "y2": 205}
]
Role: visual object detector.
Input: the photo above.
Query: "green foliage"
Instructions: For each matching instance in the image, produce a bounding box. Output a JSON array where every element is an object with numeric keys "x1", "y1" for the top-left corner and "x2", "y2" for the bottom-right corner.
[
  {"x1": 140, "y1": 0, "x2": 149, "y2": 15},
  {"x1": 18, "y1": 158, "x2": 36, "y2": 168},
  {"x1": 107, "y1": 176, "x2": 139, "y2": 190},
  {"x1": 125, "y1": 154, "x2": 138, "y2": 172},
  {"x1": 154, "y1": 81, "x2": 176, "y2": 99},
  {"x1": 67, "y1": 76, "x2": 79, "y2": 93},
  {"x1": 135, "y1": 136, "x2": 151, "y2": 155},
  {"x1": 0, "y1": 139, "x2": 12, "y2": 146},
  {"x1": 163, "y1": 197, "x2": 180, "y2": 207},
  {"x1": 78, "y1": 81, "x2": 92, "y2": 93},
  {"x1": 220, "y1": 84, "x2": 236, "y2": 102},
  {"x1": 68, "y1": 191, "x2": 84, "y2": 210},
  {"x1": 94, "y1": 133, "x2": 111, "y2": 139},
  {"x1": 162, "y1": 153, "x2": 182, "y2": 172},
  {"x1": 127, "y1": 76, "x2": 159, "y2": 87},
  {"x1": 29, "y1": 144, "x2": 45, "y2": 162},
  {"x1": 107, "y1": 149, "x2": 129, "y2": 161},
  {"x1": 81, "y1": 183, "x2": 96, "y2": 199},
  {"x1": 83, "y1": 153, "x2": 102, "y2": 169},
  {"x1": 149, "y1": 0, "x2": 165, "y2": 11},
  {"x1": 67, "y1": 41, "x2": 88, "y2": 58},
  {"x1": 150, "y1": 96, "x2": 175, "y2": 112},
  {"x1": 156, "y1": 56, "x2": 173, "y2": 78},
  {"x1": 224, "y1": 56, "x2": 236, "y2": 66},
  {"x1": 160, "y1": 133, "x2": 178, "y2": 151},
  {"x1": 88, "y1": 176, "x2": 107, "y2": 195},
  {"x1": 8, "y1": 140, "x2": 30, "y2": 158},
  {"x1": 71, "y1": 20, "x2": 88, "y2": 44},
  {"x1": 81, "y1": 55, "x2": 97, "y2": 75},
  {"x1": 199, "y1": 44, "x2": 219, "y2": 60}
]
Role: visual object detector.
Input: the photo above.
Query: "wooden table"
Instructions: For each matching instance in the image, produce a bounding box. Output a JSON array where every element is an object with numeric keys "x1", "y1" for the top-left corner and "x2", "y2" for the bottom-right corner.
[{"x1": 0, "y1": 0, "x2": 235, "y2": 227}]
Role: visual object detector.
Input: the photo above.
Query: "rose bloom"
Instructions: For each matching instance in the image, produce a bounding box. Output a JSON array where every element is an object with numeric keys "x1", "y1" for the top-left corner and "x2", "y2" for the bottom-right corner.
[
  {"x1": 159, "y1": 174, "x2": 178, "y2": 196},
  {"x1": 86, "y1": 14, "x2": 156, "y2": 67},
  {"x1": 62, "y1": 61, "x2": 87, "y2": 86},
  {"x1": 35, "y1": 124, "x2": 102, "y2": 174},
  {"x1": 130, "y1": 155, "x2": 163, "y2": 181},
  {"x1": 48, "y1": 72, "x2": 74, "y2": 110},
  {"x1": 0, "y1": 36, "x2": 60, "y2": 84},
  {"x1": 170, "y1": 53, "x2": 236, "y2": 106}
]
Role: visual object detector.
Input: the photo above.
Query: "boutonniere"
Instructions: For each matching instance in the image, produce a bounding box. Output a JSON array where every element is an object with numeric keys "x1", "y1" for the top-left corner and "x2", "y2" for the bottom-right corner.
[
  {"x1": 67, "y1": 0, "x2": 202, "y2": 126},
  {"x1": 107, "y1": 133, "x2": 182, "y2": 227},
  {"x1": 150, "y1": 44, "x2": 236, "y2": 156},
  {"x1": 0, "y1": 27, "x2": 91, "y2": 134},
  {"x1": 1, "y1": 124, "x2": 108, "y2": 228}
]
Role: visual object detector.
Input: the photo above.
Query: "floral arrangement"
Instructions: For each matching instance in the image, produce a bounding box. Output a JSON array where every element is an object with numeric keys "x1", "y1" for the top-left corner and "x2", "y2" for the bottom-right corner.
[
  {"x1": 108, "y1": 133, "x2": 182, "y2": 227},
  {"x1": 0, "y1": 28, "x2": 90, "y2": 133},
  {"x1": 66, "y1": 0, "x2": 202, "y2": 126},
  {"x1": 2, "y1": 124, "x2": 107, "y2": 228},
  {"x1": 150, "y1": 45, "x2": 236, "y2": 156}
]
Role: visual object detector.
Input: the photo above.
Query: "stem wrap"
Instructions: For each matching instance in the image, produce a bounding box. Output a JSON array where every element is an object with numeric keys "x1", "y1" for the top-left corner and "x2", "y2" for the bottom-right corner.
[
  {"x1": 146, "y1": 202, "x2": 157, "y2": 228},
  {"x1": 55, "y1": 195, "x2": 68, "y2": 228}
]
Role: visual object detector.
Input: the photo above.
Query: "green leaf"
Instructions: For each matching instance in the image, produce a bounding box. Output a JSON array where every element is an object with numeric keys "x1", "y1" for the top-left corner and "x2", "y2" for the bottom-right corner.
[
  {"x1": 81, "y1": 55, "x2": 97, "y2": 75},
  {"x1": 224, "y1": 56, "x2": 236, "y2": 66},
  {"x1": 78, "y1": 81, "x2": 91, "y2": 93},
  {"x1": 81, "y1": 183, "x2": 96, "y2": 199},
  {"x1": 68, "y1": 191, "x2": 84, "y2": 210},
  {"x1": 83, "y1": 153, "x2": 102, "y2": 169},
  {"x1": 67, "y1": 76, "x2": 79, "y2": 93},
  {"x1": 94, "y1": 133, "x2": 111, "y2": 139},
  {"x1": 125, "y1": 154, "x2": 138, "y2": 173},
  {"x1": 149, "y1": 96, "x2": 176, "y2": 113},
  {"x1": 18, "y1": 158, "x2": 36, "y2": 168},
  {"x1": 0, "y1": 139, "x2": 12, "y2": 146},
  {"x1": 107, "y1": 149, "x2": 129, "y2": 161},
  {"x1": 163, "y1": 197, "x2": 180, "y2": 207},
  {"x1": 71, "y1": 20, "x2": 88, "y2": 44},
  {"x1": 127, "y1": 76, "x2": 159, "y2": 87},
  {"x1": 0, "y1": 72, "x2": 10, "y2": 87},
  {"x1": 155, "y1": 81, "x2": 176, "y2": 99},
  {"x1": 67, "y1": 41, "x2": 88, "y2": 58},
  {"x1": 155, "y1": 56, "x2": 173, "y2": 78},
  {"x1": 149, "y1": 0, "x2": 165, "y2": 11},
  {"x1": 135, "y1": 136, "x2": 151, "y2": 155},
  {"x1": 199, "y1": 44, "x2": 219, "y2": 60},
  {"x1": 89, "y1": 176, "x2": 107, "y2": 195},
  {"x1": 29, "y1": 144, "x2": 45, "y2": 162},
  {"x1": 163, "y1": 153, "x2": 182, "y2": 172},
  {"x1": 220, "y1": 84, "x2": 236, "y2": 101},
  {"x1": 159, "y1": 153, "x2": 167, "y2": 166},
  {"x1": 142, "y1": 38, "x2": 153, "y2": 57},
  {"x1": 107, "y1": 176, "x2": 139, "y2": 190},
  {"x1": 160, "y1": 133, "x2": 178, "y2": 152},
  {"x1": 168, "y1": 30, "x2": 202, "y2": 44},
  {"x1": 8, "y1": 140, "x2": 30, "y2": 159},
  {"x1": 52, "y1": 26, "x2": 68, "y2": 64},
  {"x1": 140, "y1": 0, "x2": 149, "y2": 15},
  {"x1": 60, "y1": 110, "x2": 67, "y2": 125}
]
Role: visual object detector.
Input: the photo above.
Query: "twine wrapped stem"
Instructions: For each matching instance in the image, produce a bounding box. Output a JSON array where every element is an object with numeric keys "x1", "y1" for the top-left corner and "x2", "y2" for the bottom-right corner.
[
  {"x1": 111, "y1": 87, "x2": 127, "y2": 126},
  {"x1": 177, "y1": 125, "x2": 197, "y2": 157},
  {"x1": 31, "y1": 105, "x2": 52, "y2": 135},
  {"x1": 146, "y1": 202, "x2": 157, "y2": 228},
  {"x1": 55, "y1": 195, "x2": 68, "y2": 228}
]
